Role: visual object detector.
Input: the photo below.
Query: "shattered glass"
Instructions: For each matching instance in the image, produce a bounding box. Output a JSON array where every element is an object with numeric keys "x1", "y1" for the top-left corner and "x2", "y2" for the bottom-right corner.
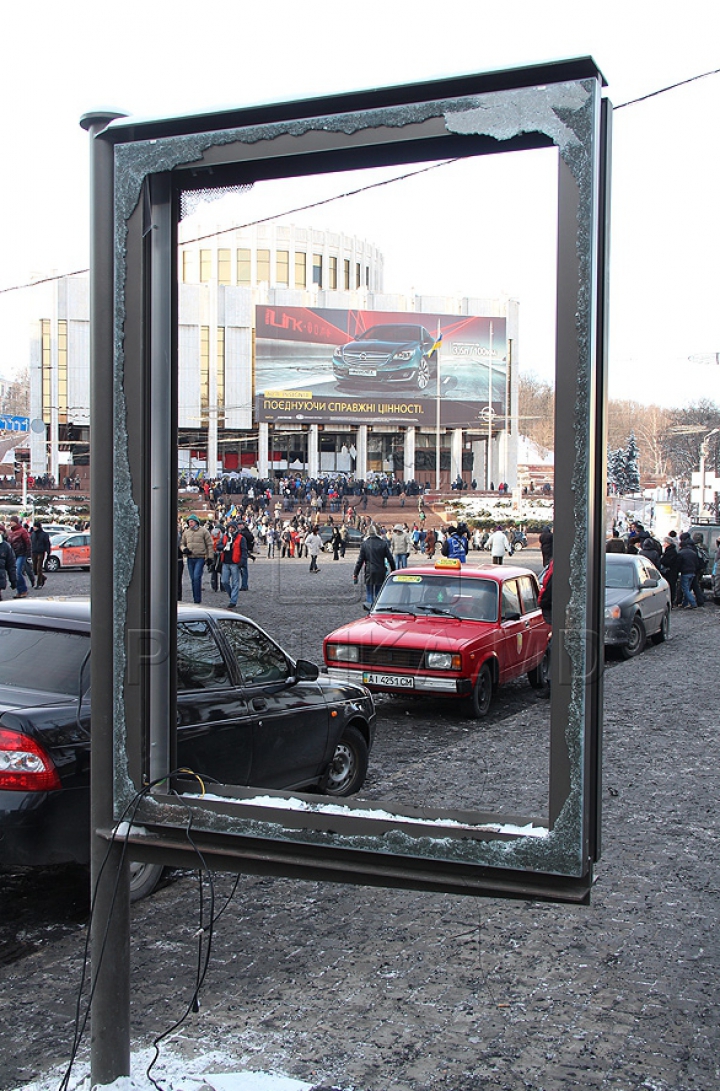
[{"x1": 110, "y1": 73, "x2": 604, "y2": 880}]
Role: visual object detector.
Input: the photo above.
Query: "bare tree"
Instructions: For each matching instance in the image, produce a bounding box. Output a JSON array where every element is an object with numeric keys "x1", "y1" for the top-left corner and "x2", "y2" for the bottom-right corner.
[{"x1": 0, "y1": 369, "x2": 30, "y2": 418}]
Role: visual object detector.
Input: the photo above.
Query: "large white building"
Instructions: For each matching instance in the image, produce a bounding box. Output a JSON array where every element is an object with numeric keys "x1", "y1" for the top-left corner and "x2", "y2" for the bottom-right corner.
[{"x1": 29, "y1": 218, "x2": 519, "y2": 488}]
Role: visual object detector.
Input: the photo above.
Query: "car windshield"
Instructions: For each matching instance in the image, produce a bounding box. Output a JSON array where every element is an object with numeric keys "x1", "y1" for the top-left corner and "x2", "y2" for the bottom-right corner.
[
  {"x1": 0, "y1": 626, "x2": 90, "y2": 695},
  {"x1": 605, "y1": 562, "x2": 637, "y2": 590},
  {"x1": 373, "y1": 574, "x2": 498, "y2": 621},
  {"x1": 359, "y1": 325, "x2": 419, "y2": 343}
]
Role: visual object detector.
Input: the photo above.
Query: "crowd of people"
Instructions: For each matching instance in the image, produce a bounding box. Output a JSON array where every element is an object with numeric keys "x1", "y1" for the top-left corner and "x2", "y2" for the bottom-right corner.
[
  {"x1": 0, "y1": 516, "x2": 53, "y2": 598},
  {"x1": 607, "y1": 519, "x2": 719, "y2": 609}
]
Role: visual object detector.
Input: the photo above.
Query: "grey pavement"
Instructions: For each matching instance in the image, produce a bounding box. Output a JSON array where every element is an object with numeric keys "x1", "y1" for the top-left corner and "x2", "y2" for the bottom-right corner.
[{"x1": 1, "y1": 555, "x2": 719, "y2": 1091}]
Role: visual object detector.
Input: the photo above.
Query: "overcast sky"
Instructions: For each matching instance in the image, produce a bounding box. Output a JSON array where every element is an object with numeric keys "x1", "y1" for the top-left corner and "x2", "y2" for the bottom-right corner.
[{"x1": 1, "y1": 0, "x2": 719, "y2": 408}]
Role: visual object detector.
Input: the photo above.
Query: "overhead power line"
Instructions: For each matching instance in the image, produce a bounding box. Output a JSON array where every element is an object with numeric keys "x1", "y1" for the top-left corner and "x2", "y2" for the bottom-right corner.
[{"x1": 2, "y1": 67, "x2": 719, "y2": 297}]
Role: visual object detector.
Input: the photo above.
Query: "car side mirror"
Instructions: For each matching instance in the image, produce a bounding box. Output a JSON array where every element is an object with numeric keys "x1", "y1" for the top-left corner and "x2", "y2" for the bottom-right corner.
[
  {"x1": 640, "y1": 578, "x2": 658, "y2": 589},
  {"x1": 502, "y1": 611, "x2": 521, "y2": 622},
  {"x1": 293, "y1": 658, "x2": 320, "y2": 682}
]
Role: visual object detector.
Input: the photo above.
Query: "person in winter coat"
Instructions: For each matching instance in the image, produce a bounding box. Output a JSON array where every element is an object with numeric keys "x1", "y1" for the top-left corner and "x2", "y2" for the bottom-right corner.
[
  {"x1": 659, "y1": 537, "x2": 679, "y2": 604},
  {"x1": 441, "y1": 524, "x2": 469, "y2": 563},
  {"x1": 305, "y1": 527, "x2": 323, "y2": 573},
  {"x1": 539, "y1": 525, "x2": 553, "y2": 566},
  {"x1": 353, "y1": 525, "x2": 395, "y2": 610},
  {"x1": 0, "y1": 526, "x2": 17, "y2": 599},
  {"x1": 605, "y1": 530, "x2": 626, "y2": 553},
  {"x1": 30, "y1": 521, "x2": 52, "y2": 589},
  {"x1": 180, "y1": 515, "x2": 214, "y2": 604},
  {"x1": 390, "y1": 524, "x2": 411, "y2": 569},
  {"x1": 487, "y1": 525, "x2": 511, "y2": 565},
  {"x1": 219, "y1": 520, "x2": 248, "y2": 606},
  {"x1": 712, "y1": 536, "x2": 720, "y2": 602},
  {"x1": 676, "y1": 532, "x2": 699, "y2": 608},
  {"x1": 7, "y1": 516, "x2": 31, "y2": 597}
]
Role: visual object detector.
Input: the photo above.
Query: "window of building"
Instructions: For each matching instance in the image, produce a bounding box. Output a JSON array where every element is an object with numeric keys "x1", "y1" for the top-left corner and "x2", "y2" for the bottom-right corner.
[
  {"x1": 200, "y1": 250, "x2": 212, "y2": 283},
  {"x1": 365, "y1": 266, "x2": 370, "y2": 288},
  {"x1": 257, "y1": 249, "x2": 271, "y2": 284},
  {"x1": 312, "y1": 254, "x2": 323, "y2": 288},
  {"x1": 41, "y1": 320, "x2": 51, "y2": 424},
  {"x1": 217, "y1": 327, "x2": 225, "y2": 429},
  {"x1": 355, "y1": 263, "x2": 361, "y2": 289},
  {"x1": 344, "y1": 259, "x2": 351, "y2": 290},
  {"x1": 329, "y1": 256, "x2": 338, "y2": 290},
  {"x1": 295, "y1": 252, "x2": 306, "y2": 288},
  {"x1": 276, "y1": 251, "x2": 289, "y2": 286},
  {"x1": 237, "y1": 248, "x2": 251, "y2": 285},
  {"x1": 217, "y1": 249, "x2": 232, "y2": 286},
  {"x1": 58, "y1": 320, "x2": 67, "y2": 425},
  {"x1": 200, "y1": 326, "x2": 210, "y2": 426},
  {"x1": 182, "y1": 250, "x2": 197, "y2": 283},
  {"x1": 41, "y1": 319, "x2": 68, "y2": 426}
]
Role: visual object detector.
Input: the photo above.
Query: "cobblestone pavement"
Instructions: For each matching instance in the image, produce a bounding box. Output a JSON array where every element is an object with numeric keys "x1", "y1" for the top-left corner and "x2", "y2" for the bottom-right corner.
[{"x1": 1, "y1": 555, "x2": 719, "y2": 1090}]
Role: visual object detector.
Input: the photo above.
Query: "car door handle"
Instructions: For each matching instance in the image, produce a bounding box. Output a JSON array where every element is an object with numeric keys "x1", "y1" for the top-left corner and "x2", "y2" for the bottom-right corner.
[{"x1": 251, "y1": 697, "x2": 267, "y2": 711}]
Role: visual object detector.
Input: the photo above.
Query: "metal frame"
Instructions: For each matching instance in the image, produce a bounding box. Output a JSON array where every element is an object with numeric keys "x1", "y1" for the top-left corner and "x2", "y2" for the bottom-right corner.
[{"x1": 89, "y1": 56, "x2": 610, "y2": 908}]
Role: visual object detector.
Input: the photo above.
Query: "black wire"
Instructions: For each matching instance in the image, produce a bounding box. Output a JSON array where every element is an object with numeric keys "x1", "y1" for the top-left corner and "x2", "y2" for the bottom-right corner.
[
  {"x1": 5, "y1": 63, "x2": 720, "y2": 300},
  {"x1": 614, "y1": 66, "x2": 720, "y2": 110},
  {"x1": 145, "y1": 793, "x2": 216, "y2": 1091}
]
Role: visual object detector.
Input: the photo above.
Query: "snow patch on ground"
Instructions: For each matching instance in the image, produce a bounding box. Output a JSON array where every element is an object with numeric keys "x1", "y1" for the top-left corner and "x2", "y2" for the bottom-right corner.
[{"x1": 12, "y1": 1046, "x2": 332, "y2": 1091}]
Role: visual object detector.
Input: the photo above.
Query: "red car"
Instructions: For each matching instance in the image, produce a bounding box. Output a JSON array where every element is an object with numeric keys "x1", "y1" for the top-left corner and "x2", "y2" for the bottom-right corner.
[{"x1": 324, "y1": 560, "x2": 550, "y2": 717}]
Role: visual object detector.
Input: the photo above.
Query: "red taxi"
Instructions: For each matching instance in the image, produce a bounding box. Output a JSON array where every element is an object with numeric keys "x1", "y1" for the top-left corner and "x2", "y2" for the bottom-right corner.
[
  {"x1": 45, "y1": 531, "x2": 91, "y2": 571},
  {"x1": 324, "y1": 560, "x2": 550, "y2": 717}
]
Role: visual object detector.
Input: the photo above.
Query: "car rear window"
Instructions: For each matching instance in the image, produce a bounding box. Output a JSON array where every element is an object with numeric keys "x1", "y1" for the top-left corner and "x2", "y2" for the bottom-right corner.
[{"x1": 0, "y1": 625, "x2": 90, "y2": 695}]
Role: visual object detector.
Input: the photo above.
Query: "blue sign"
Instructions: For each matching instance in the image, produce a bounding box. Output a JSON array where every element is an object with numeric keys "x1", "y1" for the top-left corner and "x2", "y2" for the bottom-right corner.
[{"x1": 0, "y1": 415, "x2": 29, "y2": 433}]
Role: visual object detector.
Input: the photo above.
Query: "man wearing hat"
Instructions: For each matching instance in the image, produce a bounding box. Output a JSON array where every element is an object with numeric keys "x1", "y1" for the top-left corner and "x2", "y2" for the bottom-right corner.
[
  {"x1": 180, "y1": 515, "x2": 214, "y2": 604},
  {"x1": 390, "y1": 523, "x2": 411, "y2": 569}
]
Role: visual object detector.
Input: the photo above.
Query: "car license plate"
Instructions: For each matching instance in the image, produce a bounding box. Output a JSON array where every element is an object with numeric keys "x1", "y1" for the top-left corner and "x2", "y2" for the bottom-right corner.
[
  {"x1": 362, "y1": 671, "x2": 414, "y2": 688},
  {"x1": 349, "y1": 367, "x2": 377, "y2": 376}
]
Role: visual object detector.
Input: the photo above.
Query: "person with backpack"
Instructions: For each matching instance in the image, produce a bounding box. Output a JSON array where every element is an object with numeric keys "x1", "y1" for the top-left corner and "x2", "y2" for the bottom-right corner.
[
  {"x1": 691, "y1": 532, "x2": 709, "y2": 606},
  {"x1": 441, "y1": 524, "x2": 468, "y2": 563}
]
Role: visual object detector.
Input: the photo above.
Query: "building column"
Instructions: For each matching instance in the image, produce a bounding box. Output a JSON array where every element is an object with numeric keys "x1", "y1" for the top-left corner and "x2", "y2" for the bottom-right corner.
[
  {"x1": 257, "y1": 421, "x2": 269, "y2": 478},
  {"x1": 451, "y1": 427, "x2": 463, "y2": 484},
  {"x1": 308, "y1": 424, "x2": 320, "y2": 478},
  {"x1": 403, "y1": 426, "x2": 416, "y2": 483},
  {"x1": 355, "y1": 425, "x2": 368, "y2": 480}
]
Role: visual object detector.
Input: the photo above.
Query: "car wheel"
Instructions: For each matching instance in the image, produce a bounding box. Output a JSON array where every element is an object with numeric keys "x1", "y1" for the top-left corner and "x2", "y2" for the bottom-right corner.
[
  {"x1": 513, "y1": 541, "x2": 523, "y2": 552},
  {"x1": 129, "y1": 860, "x2": 164, "y2": 902},
  {"x1": 45, "y1": 556, "x2": 60, "y2": 572},
  {"x1": 470, "y1": 663, "x2": 493, "y2": 718},
  {"x1": 620, "y1": 615, "x2": 646, "y2": 659},
  {"x1": 527, "y1": 650, "x2": 549, "y2": 689},
  {"x1": 650, "y1": 606, "x2": 670, "y2": 645},
  {"x1": 324, "y1": 726, "x2": 369, "y2": 796},
  {"x1": 415, "y1": 357, "x2": 431, "y2": 391}
]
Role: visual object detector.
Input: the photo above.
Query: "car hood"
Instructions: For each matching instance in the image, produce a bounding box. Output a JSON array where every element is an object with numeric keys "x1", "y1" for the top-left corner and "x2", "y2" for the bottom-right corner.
[
  {"x1": 604, "y1": 587, "x2": 635, "y2": 609},
  {"x1": 327, "y1": 614, "x2": 492, "y2": 651}
]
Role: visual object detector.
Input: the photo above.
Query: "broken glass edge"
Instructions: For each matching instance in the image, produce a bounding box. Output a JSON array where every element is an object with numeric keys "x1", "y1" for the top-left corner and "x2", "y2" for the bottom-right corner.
[{"x1": 111, "y1": 76, "x2": 602, "y2": 875}]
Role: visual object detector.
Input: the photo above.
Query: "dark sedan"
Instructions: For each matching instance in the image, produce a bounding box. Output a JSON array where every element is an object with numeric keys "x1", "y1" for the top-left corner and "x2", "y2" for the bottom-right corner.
[
  {"x1": 318, "y1": 524, "x2": 363, "y2": 549},
  {"x1": 332, "y1": 324, "x2": 438, "y2": 391},
  {"x1": 604, "y1": 554, "x2": 671, "y2": 658},
  {"x1": 0, "y1": 600, "x2": 375, "y2": 898}
]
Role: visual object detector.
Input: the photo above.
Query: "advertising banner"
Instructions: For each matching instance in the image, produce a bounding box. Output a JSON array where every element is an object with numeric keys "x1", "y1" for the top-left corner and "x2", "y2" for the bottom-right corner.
[{"x1": 255, "y1": 306, "x2": 506, "y2": 429}]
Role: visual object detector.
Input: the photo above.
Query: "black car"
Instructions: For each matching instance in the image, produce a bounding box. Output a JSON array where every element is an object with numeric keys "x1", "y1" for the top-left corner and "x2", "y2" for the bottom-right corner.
[
  {"x1": 604, "y1": 554, "x2": 671, "y2": 658},
  {"x1": 0, "y1": 600, "x2": 375, "y2": 899},
  {"x1": 318, "y1": 524, "x2": 363, "y2": 549},
  {"x1": 332, "y1": 324, "x2": 438, "y2": 391}
]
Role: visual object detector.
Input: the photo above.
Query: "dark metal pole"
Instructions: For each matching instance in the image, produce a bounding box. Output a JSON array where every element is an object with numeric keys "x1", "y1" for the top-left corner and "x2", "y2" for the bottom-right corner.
[{"x1": 80, "y1": 109, "x2": 131, "y2": 1087}]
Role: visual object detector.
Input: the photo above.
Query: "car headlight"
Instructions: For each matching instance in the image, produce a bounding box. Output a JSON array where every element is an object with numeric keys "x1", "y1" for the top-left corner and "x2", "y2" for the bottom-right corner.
[
  {"x1": 426, "y1": 651, "x2": 462, "y2": 670},
  {"x1": 604, "y1": 605, "x2": 621, "y2": 619},
  {"x1": 392, "y1": 350, "x2": 414, "y2": 361},
  {"x1": 326, "y1": 643, "x2": 360, "y2": 663},
  {"x1": 332, "y1": 348, "x2": 345, "y2": 361}
]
